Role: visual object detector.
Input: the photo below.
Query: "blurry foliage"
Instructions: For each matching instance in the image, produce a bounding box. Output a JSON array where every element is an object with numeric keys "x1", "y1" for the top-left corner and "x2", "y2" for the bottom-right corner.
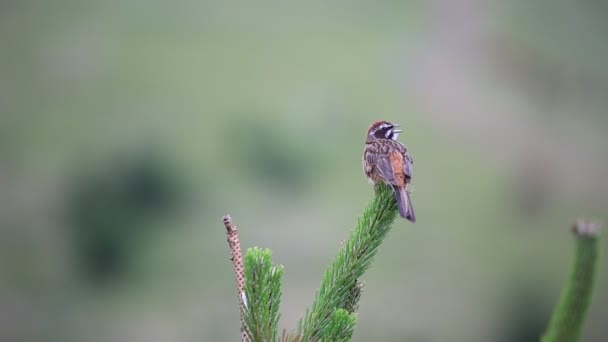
[
  {"x1": 509, "y1": 153, "x2": 554, "y2": 219},
  {"x1": 499, "y1": 289, "x2": 552, "y2": 342},
  {"x1": 65, "y1": 153, "x2": 184, "y2": 284},
  {"x1": 499, "y1": 1, "x2": 608, "y2": 124},
  {"x1": 229, "y1": 117, "x2": 322, "y2": 192}
]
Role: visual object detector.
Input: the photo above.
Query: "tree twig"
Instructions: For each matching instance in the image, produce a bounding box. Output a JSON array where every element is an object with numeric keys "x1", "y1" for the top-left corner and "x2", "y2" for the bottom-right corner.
[
  {"x1": 222, "y1": 214, "x2": 249, "y2": 342},
  {"x1": 542, "y1": 219, "x2": 602, "y2": 342}
]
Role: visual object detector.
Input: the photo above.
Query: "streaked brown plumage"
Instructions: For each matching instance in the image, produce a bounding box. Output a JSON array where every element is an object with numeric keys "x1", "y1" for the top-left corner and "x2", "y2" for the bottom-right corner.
[{"x1": 362, "y1": 120, "x2": 415, "y2": 222}]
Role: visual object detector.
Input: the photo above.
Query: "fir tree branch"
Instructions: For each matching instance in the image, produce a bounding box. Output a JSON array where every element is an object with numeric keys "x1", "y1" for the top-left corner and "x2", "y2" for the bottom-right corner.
[
  {"x1": 242, "y1": 247, "x2": 284, "y2": 342},
  {"x1": 296, "y1": 183, "x2": 400, "y2": 341},
  {"x1": 222, "y1": 214, "x2": 250, "y2": 342},
  {"x1": 542, "y1": 219, "x2": 602, "y2": 342}
]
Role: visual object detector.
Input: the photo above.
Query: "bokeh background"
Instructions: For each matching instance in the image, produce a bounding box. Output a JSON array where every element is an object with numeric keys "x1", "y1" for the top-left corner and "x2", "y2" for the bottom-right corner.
[{"x1": 1, "y1": 1, "x2": 607, "y2": 341}]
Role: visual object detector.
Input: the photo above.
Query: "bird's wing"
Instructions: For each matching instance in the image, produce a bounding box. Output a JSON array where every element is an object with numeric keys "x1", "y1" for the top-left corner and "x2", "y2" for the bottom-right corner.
[
  {"x1": 365, "y1": 148, "x2": 392, "y2": 183},
  {"x1": 365, "y1": 149, "x2": 399, "y2": 185},
  {"x1": 404, "y1": 152, "x2": 413, "y2": 180}
]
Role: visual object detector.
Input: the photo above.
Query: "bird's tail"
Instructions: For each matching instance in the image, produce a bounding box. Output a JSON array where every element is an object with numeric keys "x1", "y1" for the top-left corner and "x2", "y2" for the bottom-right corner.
[{"x1": 393, "y1": 185, "x2": 415, "y2": 222}]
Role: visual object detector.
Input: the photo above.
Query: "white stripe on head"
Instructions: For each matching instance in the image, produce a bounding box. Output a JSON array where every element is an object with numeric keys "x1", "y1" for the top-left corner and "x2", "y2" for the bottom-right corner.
[{"x1": 384, "y1": 128, "x2": 393, "y2": 139}]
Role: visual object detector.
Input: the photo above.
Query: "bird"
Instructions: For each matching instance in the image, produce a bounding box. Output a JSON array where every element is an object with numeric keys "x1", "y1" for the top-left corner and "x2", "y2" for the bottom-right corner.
[{"x1": 362, "y1": 120, "x2": 415, "y2": 222}]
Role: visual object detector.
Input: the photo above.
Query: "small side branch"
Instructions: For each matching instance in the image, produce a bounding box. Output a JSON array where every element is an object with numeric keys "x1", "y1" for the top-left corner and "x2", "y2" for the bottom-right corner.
[
  {"x1": 242, "y1": 247, "x2": 284, "y2": 342},
  {"x1": 222, "y1": 214, "x2": 249, "y2": 342},
  {"x1": 542, "y1": 219, "x2": 602, "y2": 342}
]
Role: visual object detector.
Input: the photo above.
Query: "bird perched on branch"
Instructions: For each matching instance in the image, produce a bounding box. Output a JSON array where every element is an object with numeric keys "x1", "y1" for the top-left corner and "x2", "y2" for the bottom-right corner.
[{"x1": 362, "y1": 120, "x2": 416, "y2": 222}]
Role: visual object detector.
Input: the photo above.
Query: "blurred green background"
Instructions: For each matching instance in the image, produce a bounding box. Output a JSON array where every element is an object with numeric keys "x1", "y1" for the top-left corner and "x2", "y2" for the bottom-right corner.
[{"x1": 1, "y1": 1, "x2": 607, "y2": 341}]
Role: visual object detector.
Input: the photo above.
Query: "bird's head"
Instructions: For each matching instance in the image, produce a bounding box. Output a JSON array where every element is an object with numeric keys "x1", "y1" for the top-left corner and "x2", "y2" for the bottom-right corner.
[{"x1": 366, "y1": 120, "x2": 402, "y2": 142}]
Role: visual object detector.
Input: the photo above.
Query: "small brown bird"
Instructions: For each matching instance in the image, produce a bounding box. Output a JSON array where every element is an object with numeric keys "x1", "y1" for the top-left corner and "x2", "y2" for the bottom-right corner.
[{"x1": 362, "y1": 120, "x2": 415, "y2": 222}]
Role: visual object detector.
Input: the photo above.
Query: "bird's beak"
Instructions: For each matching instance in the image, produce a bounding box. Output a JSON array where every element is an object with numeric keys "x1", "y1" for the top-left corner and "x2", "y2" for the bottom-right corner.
[{"x1": 393, "y1": 129, "x2": 403, "y2": 133}]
